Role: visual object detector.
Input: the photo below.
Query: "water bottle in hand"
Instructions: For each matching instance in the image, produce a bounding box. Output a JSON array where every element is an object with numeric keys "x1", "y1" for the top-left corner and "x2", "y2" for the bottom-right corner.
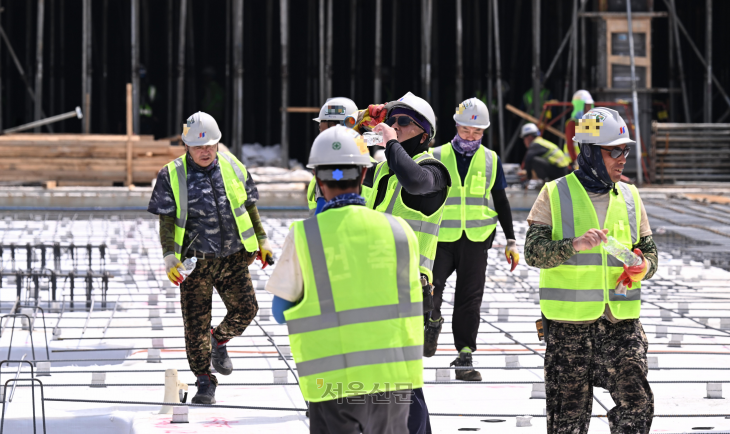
[
  {"x1": 603, "y1": 236, "x2": 642, "y2": 266},
  {"x1": 362, "y1": 131, "x2": 384, "y2": 147},
  {"x1": 178, "y1": 257, "x2": 197, "y2": 282}
]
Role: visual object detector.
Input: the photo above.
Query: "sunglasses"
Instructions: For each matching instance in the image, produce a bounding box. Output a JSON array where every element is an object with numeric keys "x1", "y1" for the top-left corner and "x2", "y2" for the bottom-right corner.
[
  {"x1": 385, "y1": 116, "x2": 423, "y2": 130},
  {"x1": 600, "y1": 146, "x2": 630, "y2": 159}
]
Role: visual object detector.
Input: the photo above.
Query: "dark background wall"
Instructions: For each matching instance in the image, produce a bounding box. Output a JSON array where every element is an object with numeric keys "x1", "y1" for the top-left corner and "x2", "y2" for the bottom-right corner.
[{"x1": 1, "y1": 0, "x2": 728, "y2": 166}]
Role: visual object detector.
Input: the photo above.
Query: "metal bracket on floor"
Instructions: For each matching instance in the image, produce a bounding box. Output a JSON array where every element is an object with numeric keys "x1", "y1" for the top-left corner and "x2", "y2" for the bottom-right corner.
[
  {"x1": 0, "y1": 377, "x2": 46, "y2": 434},
  {"x1": 0, "y1": 315, "x2": 37, "y2": 362}
]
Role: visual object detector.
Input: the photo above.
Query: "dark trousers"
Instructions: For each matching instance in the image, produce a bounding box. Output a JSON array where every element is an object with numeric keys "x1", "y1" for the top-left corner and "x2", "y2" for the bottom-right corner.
[
  {"x1": 545, "y1": 317, "x2": 654, "y2": 434},
  {"x1": 179, "y1": 248, "x2": 258, "y2": 384},
  {"x1": 407, "y1": 387, "x2": 432, "y2": 434},
  {"x1": 431, "y1": 232, "x2": 495, "y2": 352},
  {"x1": 309, "y1": 390, "x2": 412, "y2": 434}
]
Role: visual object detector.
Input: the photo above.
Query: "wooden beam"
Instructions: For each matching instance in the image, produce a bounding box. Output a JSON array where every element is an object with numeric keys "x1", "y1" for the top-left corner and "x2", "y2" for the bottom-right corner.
[{"x1": 505, "y1": 103, "x2": 566, "y2": 140}]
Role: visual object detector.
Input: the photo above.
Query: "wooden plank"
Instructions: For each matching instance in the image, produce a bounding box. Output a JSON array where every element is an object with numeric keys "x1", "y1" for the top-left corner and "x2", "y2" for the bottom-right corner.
[
  {"x1": 505, "y1": 104, "x2": 566, "y2": 140},
  {"x1": 126, "y1": 84, "x2": 134, "y2": 185}
]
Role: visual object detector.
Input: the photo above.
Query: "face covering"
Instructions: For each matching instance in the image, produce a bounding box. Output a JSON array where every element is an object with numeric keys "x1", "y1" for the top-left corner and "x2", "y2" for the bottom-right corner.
[
  {"x1": 573, "y1": 144, "x2": 616, "y2": 195},
  {"x1": 399, "y1": 134, "x2": 429, "y2": 157},
  {"x1": 451, "y1": 132, "x2": 481, "y2": 157}
]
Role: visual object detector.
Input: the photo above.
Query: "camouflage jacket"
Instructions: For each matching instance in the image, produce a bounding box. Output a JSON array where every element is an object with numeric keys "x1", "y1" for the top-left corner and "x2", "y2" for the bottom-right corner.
[
  {"x1": 148, "y1": 153, "x2": 260, "y2": 257},
  {"x1": 524, "y1": 224, "x2": 658, "y2": 279}
]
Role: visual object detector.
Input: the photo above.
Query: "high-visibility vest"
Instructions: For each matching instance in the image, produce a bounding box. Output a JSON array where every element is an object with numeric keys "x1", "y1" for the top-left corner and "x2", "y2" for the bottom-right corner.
[
  {"x1": 431, "y1": 143, "x2": 498, "y2": 242},
  {"x1": 367, "y1": 152, "x2": 449, "y2": 282},
  {"x1": 285, "y1": 205, "x2": 424, "y2": 402},
  {"x1": 539, "y1": 173, "x2": 642, "y2": 321},
  {"x1": 306, "y1": 157, "x2": 376, "y2": 211},
  {"x1": 533, "y1": 137, "x2": 571, "y2": 169},
  {"x1": 167, "y1": 152, "x2": 258, "y2": 260}
]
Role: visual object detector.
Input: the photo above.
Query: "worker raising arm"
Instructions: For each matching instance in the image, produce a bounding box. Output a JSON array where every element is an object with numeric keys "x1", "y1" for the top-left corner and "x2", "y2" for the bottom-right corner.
[{"x1": 524, "y1": 108, "x2": 658, "y2": 433}]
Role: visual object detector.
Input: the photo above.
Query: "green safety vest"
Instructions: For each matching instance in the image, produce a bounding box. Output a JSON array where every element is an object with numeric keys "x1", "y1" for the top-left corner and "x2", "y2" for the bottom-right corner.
[
  {"x1": 167, "y1": 152, "x2": 258, "y2": 260},
  {"x1": 306, "y1": 157, "x2": 377, "y2": 212},
  {"x1": 285, "y1": 206, "x2": 424, "y2": 402},
  {"x1": 533, "y1": 137, "x2": 571, "y2": 169},
  {"x1": 431, "y1": 143, "x2": 498, "y2": 242},
  {"x1": 367, "y1": 152, "x2": 450, "y2": 282},
  {"x1": 539, "y1": 173, "x2": 642, "y2": 321}
]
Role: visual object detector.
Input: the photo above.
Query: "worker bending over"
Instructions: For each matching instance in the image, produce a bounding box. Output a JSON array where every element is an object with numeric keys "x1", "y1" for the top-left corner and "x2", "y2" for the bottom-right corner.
[
  {"x1": 525, "y1": 108, "x2": 657, "y2": 433},
  {"x1": 148, "y1": 112, "x2": 272, "y2": 404},
  {"x1": 425, "y1": 98, "x2": 519, "y2": 382},
  {"x1": 266, "y1": 126, "x2": 424, "y2": 433},
  {"x1": 520, "y1": 122, "x2": 572, "y2": 182}
]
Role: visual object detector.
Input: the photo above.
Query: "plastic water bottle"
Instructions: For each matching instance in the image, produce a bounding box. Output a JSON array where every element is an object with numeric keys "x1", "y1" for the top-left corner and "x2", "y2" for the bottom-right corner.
[
  {"x1": 178, "y1": 257, "x2": 197, "y2": 281},
  {"x1": 362, "y1": 131, "x2": 384, "y2": 147},
  {"x1": 603, "y1": 236, "x2": 642, "y2": 266}
]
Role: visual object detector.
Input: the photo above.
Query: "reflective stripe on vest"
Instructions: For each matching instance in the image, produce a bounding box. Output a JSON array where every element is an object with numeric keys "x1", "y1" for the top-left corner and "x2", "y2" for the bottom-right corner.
[
  {"x1": 533, "y1": 137, "x2": 571, "y2": 168},
  {"x1": 538, "y1": 173, "x2": 642, "y2": 321},
  {"x1": 285, "y1": 206, "x2": 424, "y2": 402},
  {"x1": 368, "y1": 153, "x2": 448, "y2": 282},
  {"x1": 166, "y1": 152, "x2": 258, "y2": 259},
  {"x1": 432, "y1": 144, "x2": 498, "y2": 242}
]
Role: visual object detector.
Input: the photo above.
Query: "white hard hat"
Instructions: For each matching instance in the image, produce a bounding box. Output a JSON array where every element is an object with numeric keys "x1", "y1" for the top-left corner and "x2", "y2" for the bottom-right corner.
[
  {"x1": 572, "y1": 89, "x2": 594, "y2": 104},
  {"x1": 573, "y1": 107, "x2": 636, "y2": 147},
  {"x1": 520, "y1": 123, "x2": 541, "y2": 138},
  {"x1": 386, "y1": 91, "x2": 437, "y2": 142},
  {"x1": 313, "y1": 97, "x2": 359, "y2": 123},
  {"x1": 306, "y1": 126, "x2": 373, "y2": 176},
  {"x1": 181, "y1": 111, "x2": 221, "y2": 146},
  {"x1": 453, "y1": 97, "x2": 490, "y2": 129}
]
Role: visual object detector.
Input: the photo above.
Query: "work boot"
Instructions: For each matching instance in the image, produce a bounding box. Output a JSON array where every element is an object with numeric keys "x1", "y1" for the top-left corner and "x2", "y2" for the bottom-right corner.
[
  {"x1": 450, "y1": 350, "x2": 482, "y2": 381},
  {"x1": 191, "y1": 374, "x2": 217, "y2": 404},
  {"x1": 423, "y1": 317, "x2": 444, "y2": 357},
  {"x1": 211, "y1": 329, "x2": 233, "y2": 376}
]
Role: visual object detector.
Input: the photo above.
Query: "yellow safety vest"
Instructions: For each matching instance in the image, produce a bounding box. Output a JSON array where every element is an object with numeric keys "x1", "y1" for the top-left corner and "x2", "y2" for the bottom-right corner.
[
  {"x1": 285, "y1": 205, "x2": 424, "y2": 402},
  {"x1": 166, "y1": 152, "x2": 258, "y2": 259},
  {"x1": 431, "y1": 143, "x2": 499, "y2": 242},
  {"x1": 367, "y1": 152, "x2": 450, "y2": 282},
  {"x1": 533, "y1": 137, "x2": 571, "y2": 169},
  {"x1": 539, "y1": 173, "x2": 642, "y2": 321}
]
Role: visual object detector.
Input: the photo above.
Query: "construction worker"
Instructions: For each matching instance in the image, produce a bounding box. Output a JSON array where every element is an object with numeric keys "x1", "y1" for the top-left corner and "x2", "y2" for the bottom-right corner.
[
  {"x1": 519, "y1": 123, "x2": 572, "y2": 182},
  {"x1": 564, "y1": 89, "x2": 595, "y2": 161},
  {"x1": 424, "y1": 98, "x2": 519, "y2": 382},
  {"x1": 364, "y1": 91, "x2": 451, "y2": 434},
  {"x1": 147, "y1": 111, "x2": 273, "y2": 404},
  {"x1": 265, "y1": 126, "x2": 423, "y2": 434},
  {"x1": 307, "y1": 97, "x2": 362, "y2": 213},
  {"x1": 525, "y1": 107, "x2": 658, "y2": 433}
]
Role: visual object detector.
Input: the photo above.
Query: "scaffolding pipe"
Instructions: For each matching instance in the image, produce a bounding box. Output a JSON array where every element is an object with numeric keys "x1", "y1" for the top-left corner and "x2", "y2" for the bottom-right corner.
[
  {"x1": 486, "y1": 0, "x2": 493, "y2": 150},
  {"x1": 166, "y1": 0, "x2": 173, "y2": 136},
  {"x1": 704, "y1": 0, "x2": 712, "y2": 122},
  {"x1": 571, "y1": 0, "x2": 578, "y2": 99},
  {"x1": 455, "y1": 0, "x2": 463, "y2": 103},
  {"x1": 131, "y1": 0, "x2": 139, "y2": 135},
  {"x1": 421, "y1": 0, "x2": 432, "y2": 101},
  {"x1": 626, "y1": 0, "x2": 643, "y2": 186},
  {"x1": 350, "y1": 0, "x2": 357, "y2": 98},
  {"x1": 492, "y1": 0, "x2": 505, "y2": 158},
  {"x1": 175, "y1": 0, "x2": 187, "y2": 133},
  {"x1": 81, "y1": 0, "x2": 91, "y2": 133},
  {"x1": 531, "y1": 0, "x2": 540, "y2": 118},
  {"x1": 2, "y1": 107, "x2": 82, "y2": 134},
  {"x1": 280, "y1": 0, "x2": 289, "y2": 167},
  {"x1": 325, "y1": 0, "x2": 332, "y2": 99},
  {"x1": 232, "y1": 0, "x2": 243, "y2": 156},
  {"x1": 667, "y1": 0, "x2": 691, "y2": 122},
  {"x1": 543, "y1": 0, "x2": 587, "y2": 84},
  {"x1": 374, "y1": 0, "x2": 382, "y2": 103},
  {"x1": 33, "y1": 0, "x2": 45, "y2": 133},
  {"x1": 318, "y1": 0, "x2": 324, "y2": 103}
]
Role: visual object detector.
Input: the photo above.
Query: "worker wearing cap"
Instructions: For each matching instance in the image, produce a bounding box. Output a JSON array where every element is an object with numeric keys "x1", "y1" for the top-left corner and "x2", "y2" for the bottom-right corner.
[
  {"x1": 424, "y1": 98, "x2": 519, "y2": 381},
  {"x1": 307, "y1": 97, "x2": 377, "y2": 213},
  {"x1": 564, "y1": 89, "x2": 595, "y2": 162},
  {"x1": 519, "y1": 122, "x2": 572, "y2": 182},
  {"x1": 266, "y1": 126, "x2": 423, "y2": 433},
  {"x1": 147, "y1": 111, "x2": 273, "y2": 404},
  {"x1": 525, "y1": 108, "x2": 658, "y2": 433},
  {"x1": 364, "y1": 91, "x2": 451, "y2": 434}
]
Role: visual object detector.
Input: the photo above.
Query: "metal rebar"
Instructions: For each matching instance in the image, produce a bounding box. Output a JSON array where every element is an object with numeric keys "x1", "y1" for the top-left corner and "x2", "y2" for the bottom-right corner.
[
  {"x1": 80, "y1": 298, "x2": 94, "y2": 335},
  {"x1": 7, "y1": 354, "x2": 25, "y2": 403}
]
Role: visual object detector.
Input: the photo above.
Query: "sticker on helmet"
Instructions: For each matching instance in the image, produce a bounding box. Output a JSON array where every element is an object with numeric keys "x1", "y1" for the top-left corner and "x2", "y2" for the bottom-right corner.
[
  {"x1": 332, "y1": 169, "x2": 343, "y2": 181},
  {"x1": 325, "y1": 105, "x2": 347, "y2": 116},
  {"x1": 619, "y1": 126, "x2": 626, "y2": 135},
  {"x1": 187, "y1": 118, "x2": 195, "y2": 126},
  {"x1": 576, "y1": 118, "x2": 603, "y2": 137},
  {"x1": 355, "y1": 136, "x2": 368, "y2": 154},
  {"x1": 182, "y1": 124, "x2": 190, "y2": 136},
  {"x1": 332, "y1": 142, "x2": 341, "y2": 150},
  {"x1": 584, "y1": 111, "x2": 606, "y2": 122},
  {"x1": 456, "y1": 104, "x2": 465, "y2": 115},
  {"x1": 198, "y1": 132, "x2": 206, "y2": 138}
]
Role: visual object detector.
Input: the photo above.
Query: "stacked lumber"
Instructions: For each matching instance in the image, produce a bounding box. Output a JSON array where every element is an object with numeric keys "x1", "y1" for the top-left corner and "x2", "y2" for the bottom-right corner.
[
  {"x1": 0, "y1": 134, "x2": 183, "y2": 185},
  {"x1": 651, "y1": 123, "x2": 730, "y2": 183}
]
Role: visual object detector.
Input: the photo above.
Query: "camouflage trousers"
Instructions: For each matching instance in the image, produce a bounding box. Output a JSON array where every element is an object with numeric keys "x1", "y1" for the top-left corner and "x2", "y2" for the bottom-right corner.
[
  {"x1": 544, "y1": 317, "x2": 654, "y2": 434},
  {"x1": 179, "y1": 248, "x2": 258, "y2": 385}
]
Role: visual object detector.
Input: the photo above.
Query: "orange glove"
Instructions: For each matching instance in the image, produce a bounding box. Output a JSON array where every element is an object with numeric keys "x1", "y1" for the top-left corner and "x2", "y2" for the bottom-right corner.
[
  {"x1": 505, "y1": 239, "x2": 520, "y2": 272},
  {"x1": 360, "y1": 104, "x2": 387, "y2": 130},
  {"x1": 616, "y1": 249, "x2": 648, "y2": 289}
]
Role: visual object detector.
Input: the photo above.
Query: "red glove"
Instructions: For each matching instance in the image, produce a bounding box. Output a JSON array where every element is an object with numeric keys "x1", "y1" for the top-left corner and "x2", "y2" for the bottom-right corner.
[
  {"x1": 361, "y1": 104, "x2": 387, "y2": 130},
  {"x1": 616, "y1": 249, "x2": 648, "y2": 289}
]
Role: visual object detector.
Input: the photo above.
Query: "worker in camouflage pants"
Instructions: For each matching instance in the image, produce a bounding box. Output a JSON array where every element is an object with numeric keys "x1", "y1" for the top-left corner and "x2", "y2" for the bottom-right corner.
[{"x1": 525, "y1": 108, "x2": 658, "y2": 433}]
